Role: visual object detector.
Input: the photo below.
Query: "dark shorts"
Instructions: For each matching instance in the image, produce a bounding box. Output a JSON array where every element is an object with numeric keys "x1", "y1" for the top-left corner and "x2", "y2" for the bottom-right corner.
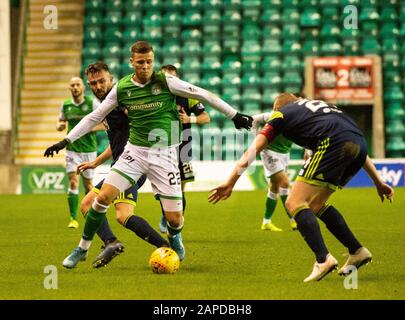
[
  {"x1": 93, "y1": 174, "x2": 147, "y2": 205},
  {"x1": 297, "y1": 132, "x2": 368, "y2": 190},
  {"x1": 178, "y1": 160, "x2": 195, "y2": 182}
]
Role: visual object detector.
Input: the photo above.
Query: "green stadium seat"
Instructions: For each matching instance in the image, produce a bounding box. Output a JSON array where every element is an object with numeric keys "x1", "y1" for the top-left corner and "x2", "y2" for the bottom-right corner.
[
  {"x1": 203, "y1": 10, "x2": 221, "y2": 36},
  {"x1": 261, "y1": 71, "x2": 282, "y2": 89},
  {"x1": 201, "y1": 56, "x2": 221, "y2": 72},
  {"x1": 341, "y1": 27, "x2": 360, "y2": 39},
  {"x1": 383, "y1": 53, "x2": 400, "y2": 70},
  {"x1": 281, "y1": 9, "x2": 300, "y2": 24},
  {"x1": 106, "y1": 0, "x2": 124, "y2": 11},
  {"x1": 386, "y1": 136, "x2": 405, "y2": 158},
  {"x1": 241, "y1": 23, "x2": 261, "y2": 40},
  {"x1": 203, "y1": 0, "x2": 222, "y2": 9},
  {"x1": 241, "y1": 41, "x2": 262, "y2": 62},
  {"x1": 181, "y1": 57, "x2": 200, "y2": 72},
  {"x1": 282, "y1": 24, "x2": 301, "y2": 40},
  {"x1": 242, "y1": 0, "x2": 262, "y2": 20},
  {"x1": 103, "y1": 11, "x2": 122, "y2": 27},
  {"x1": 143, "y1": 0, "x2": 163, "y2": 10},
  {"x1": 222, "y1": 87, "x2": 241, "y2": 108},
  {"x1": 162, "y1": 0, "x2": 182, "y2": 10},
  {"x1": 262, "y1": 88, "x2": 281, "y2": 105},
  {"x1": 202, "y1": 40, "x2": 222, "y2": 57},
  {"x1": 182, "y1": 72, "x2": 201, "y2": 85},
  {"x1": 124, "y1": 0, "x2": 142, "y2": 11},
  {"x1": 282, "y1": 71, "x2": 302, "y2": 87},
  {"x1": 302, "y1": 39, "x2": 320, "y2": 56},
  {"x1": 282, "y1": 55, "x2": 302, "y2": 72},
  {"x1": 262, "y1": 39, "x2": 282, "y2": 57},
  {"x1": 242, "y1": 61, "x2": 260, "y2": 73},
  {"x1": 299, "y1": 0, "x2": 318, "y2": 8},
  {"x1": 384, "y1": 86, "x2": 404, "y2": 103},
  {"x1": 84, "y1": 12, "x2": 103, "y2": 27},
  {"x1": 260, "y1": 9, "x2": 281, "y2": 25},
  {"x1": 104, "y1": 58, "x2": 121, "y2": 76},
  {"x1": 362, "y1": 21, "x2": 379, "y2": 37},
  {"x1": 380, "y1": 7, "x2": 398, "y2": 22},
  {"x1": 361, "y1": 38, "x2": 381, "y2": 54},
  {"x1": 223, "y1": 9, "x2": 242, "y2": 29},
  {"x1": 302, "y1": 27, "x2": 320, "y2": 40},
  {"x1": 182, "y1": 40, "x2": 202, "y2": 57},
  {"x1": 82, "y1": 44, "x2": 101, "y2": 60},
  {"x1": 222, "y1": 0, "x2": 241, "y2": 8},
  {"x1": 385, "y1": 119, "x2": 405, "y2": 136},
  {"x1": 162, "y1": 11, "x2": 182, "y2": 37},
  {"x1": 222, "y1": 56, "x2": 242, "y2": 74},
  {"x1": 261, "y1": 56, "x2": 281, "y2": 73},
  {"x1": 241, "y1": 72, "x2": 261, "y2": 88},
  {"x1": 359, "y1": 7, "x2": 379, "y2": 22},
  {"x1": 104, "y1": 28, "x2": 123, "y2": 44},
  {"x1": 181, "y1": 29, "x2": 202, "y2": 41},
  {"x1": 321, "y1": 6, "x2": 339, "y2": 21},
  {"x1": 241, "y1": 88, "x2": 262, "y2": 105},
  {"x1": 102, "y1": 45, "x2": 122, "y2": 60},
  {"x1": 121, "y1": 62, "x2": 133, "y2": 75},
  {"x1": 382, "y1": 38, "x2": 399, "y2": 53},
  {"x1": 320, "y1": 23, "x2": 341, "y2": 40},
  {"x1": 85, "y1": 0, "x2": 104, "y2": 12},
  {"x1": 343, "y1": 38, "x2": 360, "y2": 55},
  {"x1": 123, "y1": 29, "x2": 141, "y2": 43},
  {"x1": 162, "y1": 40, "x2": 181, "y2": 59},
  {"x1": 84, "y1": 27, "x2": 102, "y2": 43},
  {"x1": 282, "y1": 40, "x2": 302, "y2": 55},
  {"x1": 300, "y1": 9, "x2": 321, "y2": 27},
  {"x1": 200, "y1": 72, "x2": 221, "y2": 91},
  {"x1": 385, "y1": 103, "x2": 405, "y2": 121},
  {"x1": 320, "y1": 41, "x2": 342, "y2": 56},
  {"x1": 400, "y1": 6, "x2": 405, "y2": 22},
  {"x1": 262, "y1": 25, "x2": 281, "y2": 39},
  {"x1": 340, "y1": 0, "x2": 360, "y2": 5},
  {"x1": 182, "y1": 10, "x2": 202, "y2": 27},
  {"x1": 143, "y1": 11, "x2": 162, "y2": 27},
  {"x1": 222, "y1": 73, "x2": 241, "y2": 89},
  {"x1": 182, "y1": 0, "x2": 203, "y2": 9},
  {"x1": 222, "y1": 37, "x2": 240, "y2": 55},
  {"x1": 123, "y1": 12, "x2": 142, "y2": 27},
  {"x1": 380, "y1": 23, "x2": 399, "y2": 39},
  {"x1": 282, "y1": 0, "x2": 299, "y2": 7}
]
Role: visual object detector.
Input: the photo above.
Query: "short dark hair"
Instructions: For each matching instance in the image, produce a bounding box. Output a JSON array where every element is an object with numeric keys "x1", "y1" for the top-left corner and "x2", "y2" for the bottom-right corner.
[
  {"x1": 160, "y1": 64, "x2": 178, "y2": 74},
  {"x1": 131, "y1": 41, "x2": 154, "y2": 54},
  {"x1": 85, "y1": 61, "x2": 110, "y2": 77}
]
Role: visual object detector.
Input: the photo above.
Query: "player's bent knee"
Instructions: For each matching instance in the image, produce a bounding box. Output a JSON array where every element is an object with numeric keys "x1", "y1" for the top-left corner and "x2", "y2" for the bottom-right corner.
[{"x1": 165, "y1": 211, "x2": 183, "y2": 228}]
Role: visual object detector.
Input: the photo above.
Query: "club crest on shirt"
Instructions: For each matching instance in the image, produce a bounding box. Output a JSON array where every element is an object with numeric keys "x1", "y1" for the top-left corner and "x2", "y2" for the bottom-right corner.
[
  {"x1": 151, "y1": 83, "x2": 161, "y2": 95},
  {"x1": 82, "y1": 105, "x2": 88, "y2": 112}
]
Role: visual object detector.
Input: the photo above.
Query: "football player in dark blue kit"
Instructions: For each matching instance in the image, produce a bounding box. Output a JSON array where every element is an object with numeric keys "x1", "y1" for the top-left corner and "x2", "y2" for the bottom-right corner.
[
  {"x1": 209, "y1": 93, "x2": 394, "y2": 282},
  {"x1": 158, "y1": 65, "x2": 210, "y2": 233},
  {"x1": 73, "y1": 62, "x2": 169, "y2": 269}
]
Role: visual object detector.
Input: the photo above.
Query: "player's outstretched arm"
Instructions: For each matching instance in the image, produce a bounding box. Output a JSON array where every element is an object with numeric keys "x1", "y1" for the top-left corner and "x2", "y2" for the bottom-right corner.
[
  {"x1": 363, "y1": 155, "x2": 394, "y2": 202},
  {"x1": 208, "y1": 134, "x2": 269, "y2": 204},
  {"x1": 76, "y1": 145, "x2": 113, "y2": 174},
  {"x1": 166, "y1": 74, "x2": 253, "y2": 130}
]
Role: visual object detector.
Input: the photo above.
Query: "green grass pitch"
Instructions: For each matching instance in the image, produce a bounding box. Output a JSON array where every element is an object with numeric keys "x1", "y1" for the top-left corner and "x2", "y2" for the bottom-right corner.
[{"x1": 0, "y1": 188, "x2": 404, "y2": 300}]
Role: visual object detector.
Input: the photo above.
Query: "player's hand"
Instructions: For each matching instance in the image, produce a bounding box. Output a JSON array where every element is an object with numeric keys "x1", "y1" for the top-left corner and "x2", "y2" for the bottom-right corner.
[
  {"x1": 376, "y1": 183, "x2": 394, "y2": 203},
  {"x1": 232, "y1": 112, "x2": 253, "y2": 130},
  {"x1": 76, "y1": 161, "x2": 97, "y2": 174},
  {"x1": 179, "y1": 108, "x2": 190, "y2": 124},
  {"x1": 43, "y1": 139, "x2": 69, "y2": 157},
  {"x1": 208, "y1": 183, "x2": 234, "y2": 204}
]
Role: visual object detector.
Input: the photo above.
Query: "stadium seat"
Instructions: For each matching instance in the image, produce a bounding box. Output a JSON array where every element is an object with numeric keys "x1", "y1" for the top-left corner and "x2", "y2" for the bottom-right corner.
[
  {"x1": 385, "y1": 102, "x2": 405, "y2": 120},
  {"x1": 241, "y1": 23, "x2": 261, "y2": 40},
  {"x1": 282, "y1": 55, "x2": 302, "y2": 72},
  {"x1": 380, "y1": 23, "x2": 399, "y2": 39},
  {"x1": 241, "y1": 72, "x2": 261, "y2": 88},
  {"x1": 201, "y1": 56, "x2": 221, "y2": 72},
  {"x1": 181, "y1": 29, "x2": 202, "y2": 41},
  {"x1": 383, "y1": 53, "x2": 400, "y2": 70},
  {"x1": 84, "y1": 27, "x2": 102, "y2": 43},
  {"x1": 124, "y1": 0, "x2": 142, "y2": 11},
  {"x1": 361, "y1": 38, "x2": 381, "y2": 54},
  {"x1": 222, "y1": 56, "x2": 242, "y2": 75},
  {"x1": 222, "y1": 73, "x2": 241, "y2": 89},
  {"x1": 202, "y1": 40, "x2": 222, "y2": 57},
  {"x1": 262, "y1": 25, "x2": 281, "y2": 39},
  {"x1": 380, "y1": 7, "x2": 398, "y2": 22},
  {"x1": 222, "y1": 87, "x2": 241, "y2": 109},
  {"x1": 203, "y1": 10, "x2": 221, "y2": 37},
  {"x1": 261, "y1": 56, "x2": 281, "y2": 73},
  {"x1": 85, "y1": 0, "x2": 104, "y2": 12},
  {"x1": 182, "y1": 0, "x2": 203, "y2": 9},
  {"x1": 261, "y1": 71, "x2": 282, "y2": 89},
  {"x1": 162, "y1": 40, "x2": 181, "y2": 59},
  {"x1": 282, "y1": 24, "x2": 301, "y2": 40},
  {"x1": 102, "y1": 45, "x2": 122, "y2": 60},
  {"x1": 281, "y1": 9, "x2": 300, "y2": 24},
  {"x1": 262, "y1": 88, "x2": 281, "y2": 105},
  {"x1": 320, "y1": 23, "x2": 341, "y2": 40},
  {"x1": 103, "y1": 11, "x2": 122, "y2": 28},
  {"x1": 162, "y1": 11, "x2": 182, "y2": 38},
  {"x1": 104, "y1": 28, "x2": 123, "y2": 45},
  {"x1": 262, "y1": 39, "x2": 282, "y2": 57},
  {"x1": 386, "y1": 136, "x2": 405, "y2": 157},
  {"x1": 385, "y1": 119, "x2": 405, "y2": 136},
  {"x1": 222, "y1": 37, "x2": 240, "y2": 55},
  {"x1": 120, "y1": 62, "x2": 133, "y2": 75},
  {"x1": 182, "y1": 40, "x2": 202, "y2": 57},
  {"x1": 302, "y1": 39, "x2": 320, "y2": 56},
  {"x1": 359, "y1": 7, "x2": 379, "y2": 22},
  {"x1": 181, "y1": 57, "x2": 200, "y2": 72},
  {"x1": 143, "y1": 0, "x2": 163, "y2": 10},
  {"x1": 382, "y1": 38, "x2": 399, "y2": 53},
  {"x1": 260, "y1": 8, "x2": 281, "y2": 25},
  {"x1": 384, "y1": 86, "x2": 404, "y2": 103},
  {"x1": 106, "y1": 0, "x2": 124, "y2": 11},
  {"x1": 200, "y1": 73, "x2": 221, "y2": 93},
  {"x1": 143, "y1": 11, "x2": 162, "y2": 27},
  {"x1": 123, "y1": 29, "x2": 140, "y2": 43},
  {"x1": 203, "y1": 0, "x2": 222, "y2": 9},
  {"x1": 182, "y1": 72, "x2": 201, "y2": 86},
  {"x1": 84, "y1": 12, "x2": 103, "y2": 27},
  {"x1": 300, "y1": 9, "x2": 321, "y2": 27},
  {"x1": 320, "y1": 41, "x2": 342, "y2": 56},
  {"x1": 241, "y1": 88, "x2": 262, "y2": 106},
  {"x1": 163, "y1": 0, "x2": 182, "y2": 10},
  {"x1": 182, "y1": 10, "x2": 202, "y2": 27},
  {"x1": 321, "y1": 6, "x2": 339, "y2": 21},
  {"x1": 82, "y1": 44, "x2": 101, "y2": 60},
  {"x1": 282, "y1": 40, "x2": 302, "y2": 55},
  {"x1": 241, "y1": 40, "x2": 262, "y2": 62},
  {"x1": 343, "y1": 38, "x2": 360, "y2": 55}
]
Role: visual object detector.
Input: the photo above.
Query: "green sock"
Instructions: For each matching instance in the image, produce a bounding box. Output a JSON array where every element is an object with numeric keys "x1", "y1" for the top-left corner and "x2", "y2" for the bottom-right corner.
[
  {"x1": 82, "y1": 207, "x2": 107, "y2": 241},
  {"x1": 67, "y1": 191, "x2": 79, "y2": 220},
  {"x1": 265, "y1": 191, "x2": 278, "y2": 220}
]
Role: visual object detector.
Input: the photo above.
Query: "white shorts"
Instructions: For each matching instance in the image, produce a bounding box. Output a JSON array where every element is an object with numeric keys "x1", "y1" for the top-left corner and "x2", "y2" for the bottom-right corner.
[
  {"x1": 260, "y1": 149, "x2": 290, "y2": 178},
  {"x1": 65, "y1": 150, "x2": 97, "y2": 179},
  {"x1": 105, "y1": 143, "x2": 182, "y2": 210}
]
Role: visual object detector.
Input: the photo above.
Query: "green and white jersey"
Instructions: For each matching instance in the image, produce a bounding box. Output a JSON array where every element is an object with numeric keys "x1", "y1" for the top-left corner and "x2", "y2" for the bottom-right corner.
[
  {"x1": 65, "y1": 71, "x2": 238, "y2": 148},
  {"x1": 59, "y1": 96, "x2": 98, "y2": 152},
  {"x1": 253, "y1": 112, "x2": 292, "y2": 154},
  {"x1": 116, "y1": 71, "x2": 181, "y2": 147}
]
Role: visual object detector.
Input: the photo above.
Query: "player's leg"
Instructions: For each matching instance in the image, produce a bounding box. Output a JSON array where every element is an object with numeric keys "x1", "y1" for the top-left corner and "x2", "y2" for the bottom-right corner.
[
  {"x1": 275, "y1": 170, "x2": 297, "y2": 230},
  {"x1": 286, "y1": 180, "x2": 338, "y2": 282},
  {"x1": 63, "y1": 181, "x2": 121, "y2": 268},
  {"x1": 114, "y1": 185, "x2": 170, "y2": 248},
  {"x1": 66, "y1": 171, "x2": 80, "y2": 228},
  {"x1": 149, "y1": 146, "x2": 185, "y2": 260}
]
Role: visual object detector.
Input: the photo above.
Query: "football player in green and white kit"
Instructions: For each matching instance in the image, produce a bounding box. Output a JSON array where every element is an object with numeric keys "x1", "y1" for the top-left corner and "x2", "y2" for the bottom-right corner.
[
  {"x1": 252, "y1": 112, "x2": 297, "y2": 232},
  {"x1": 56, "y1": 77, "x2": 100, "y2": 229},
  {"x1": 45, "y1": 41, "x2": 253, "y2": 268}
]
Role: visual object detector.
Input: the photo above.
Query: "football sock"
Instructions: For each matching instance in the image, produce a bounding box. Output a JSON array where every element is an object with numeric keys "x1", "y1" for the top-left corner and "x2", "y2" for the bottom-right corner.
[
  {"x1": 81, "y1": 200, "x2": 108, "y2": 250},
  {"x1": 264, "y1": 191, "x2": 278, "y2": 221},
  {"x1": 167, "y1": 217, "x2": 184, "y2": 237},
  {"x1": 124, "y1": 215, "x2": 170, "y2": 247},
  {"x1": 182, "y1": 192, "x2": 186, "y2": 213},
  {"x1": 295, "y1": 208, "x2": 329, "y2": 263},
  {"x1": 318, "y1": 205, "x2": 362, "y2": 254},
  {"x1": 279, "y1": 187, "x2": 293, "y2": 219},
  {"x1": 67, "y1": 189, "x2": 79, "y2": 220},
  {"x1": 96, "y1": 218, "x2": 117, "y2": 244}
]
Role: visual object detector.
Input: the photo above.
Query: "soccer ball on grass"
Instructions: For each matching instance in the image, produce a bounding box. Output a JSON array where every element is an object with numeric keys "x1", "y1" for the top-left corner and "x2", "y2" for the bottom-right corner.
[{"x1": 149, "y1": 247, "x2": 180, "y2": 274}]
